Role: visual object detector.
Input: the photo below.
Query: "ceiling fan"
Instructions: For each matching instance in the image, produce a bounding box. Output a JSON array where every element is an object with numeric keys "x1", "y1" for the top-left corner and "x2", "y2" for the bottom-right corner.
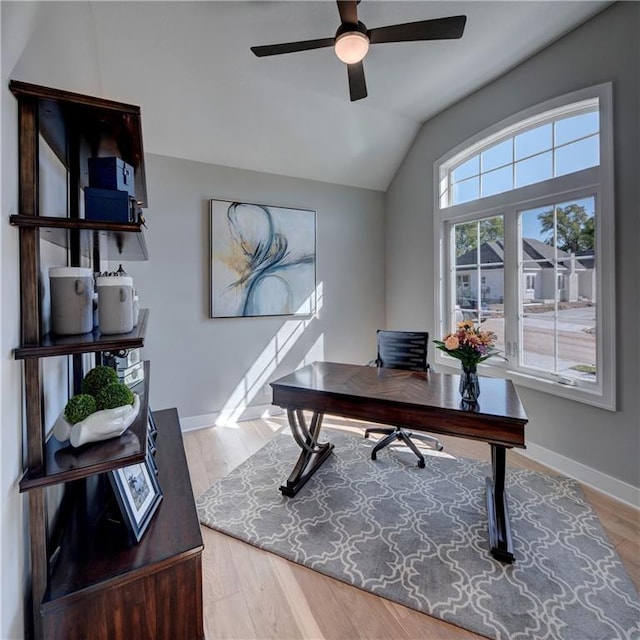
[{"x1": 250, "y1": 0, "x2": 467, "y2": 102}]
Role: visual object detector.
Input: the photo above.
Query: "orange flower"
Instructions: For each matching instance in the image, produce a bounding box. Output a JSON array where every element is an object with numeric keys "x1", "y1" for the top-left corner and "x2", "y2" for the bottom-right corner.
[
  {"x1": 433, "y1": 320, "x2": 498, "y2": 369},
  {"x1": 444, "y1": 335, "x2": 459, "y2": 350}
]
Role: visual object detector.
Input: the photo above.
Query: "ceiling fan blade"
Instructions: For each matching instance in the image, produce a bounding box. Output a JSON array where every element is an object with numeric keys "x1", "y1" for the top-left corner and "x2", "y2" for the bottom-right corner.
[
  {"x1": 368, "y1": 15, "x2": 467, "y2": 45},
  {"x1": 337, "y1": 0, "x2": 358, "y2": 25},
  {"x1": 347, "y1": 61, "x2": 367, "y2": 102},
  {"x1": 251, "y1": 38, "x2": 335, "y2": 57}
]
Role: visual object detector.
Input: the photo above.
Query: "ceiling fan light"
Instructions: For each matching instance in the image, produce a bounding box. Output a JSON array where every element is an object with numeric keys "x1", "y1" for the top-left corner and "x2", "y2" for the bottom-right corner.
[{"x1": 334, "y1": 31, "x2": 369, "y2": 64}]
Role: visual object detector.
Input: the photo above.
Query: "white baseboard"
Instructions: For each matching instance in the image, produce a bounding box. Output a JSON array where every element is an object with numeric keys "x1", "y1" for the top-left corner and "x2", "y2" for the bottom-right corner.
[
  {"x1": 180, "y1": 403, "x2": 284, "y2": 432},
  {"x1": 521, "y1": 441, "x2": 640, "y2": 510}
]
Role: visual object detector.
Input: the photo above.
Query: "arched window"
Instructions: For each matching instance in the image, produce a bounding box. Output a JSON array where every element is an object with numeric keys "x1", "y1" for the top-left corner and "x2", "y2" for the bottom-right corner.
[{"x1": 434, "y1": 84, "x2": 615, "y2": 410}]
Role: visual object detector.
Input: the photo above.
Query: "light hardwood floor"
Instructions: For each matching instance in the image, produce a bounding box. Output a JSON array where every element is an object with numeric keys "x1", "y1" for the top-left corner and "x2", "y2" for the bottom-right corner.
[{"x1": 183, "y1": 416, "x2": 640, "y2": 640}]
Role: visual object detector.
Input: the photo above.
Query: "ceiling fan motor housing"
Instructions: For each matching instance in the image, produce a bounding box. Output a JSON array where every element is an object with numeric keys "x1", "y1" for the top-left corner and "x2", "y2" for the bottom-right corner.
[{"x1": 335, "y1": 21, "x2": 368, "y2": 39}]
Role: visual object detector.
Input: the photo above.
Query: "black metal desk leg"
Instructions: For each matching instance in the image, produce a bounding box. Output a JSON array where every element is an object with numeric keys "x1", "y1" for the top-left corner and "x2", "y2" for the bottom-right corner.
[
  {"x1": 279, "y1": 410, "x2": 334, "y2": 497},
  {"x1": 485, "y1": 444, "x2": 515, "y2": 563}
]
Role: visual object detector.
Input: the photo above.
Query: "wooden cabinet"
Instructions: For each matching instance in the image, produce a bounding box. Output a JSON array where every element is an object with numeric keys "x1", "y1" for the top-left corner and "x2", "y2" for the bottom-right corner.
[
  {"x1": 41, "y1": 409, "x2": 204, "y2": 640},
  {"x1": 10, "y1": 81, "x2": 203, "y2": 639}
]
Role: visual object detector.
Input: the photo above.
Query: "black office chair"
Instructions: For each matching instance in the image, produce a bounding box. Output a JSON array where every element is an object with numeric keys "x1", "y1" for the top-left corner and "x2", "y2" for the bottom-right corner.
[{"x1": 364, "y1": 330, "x2": 443, "y2": 468}]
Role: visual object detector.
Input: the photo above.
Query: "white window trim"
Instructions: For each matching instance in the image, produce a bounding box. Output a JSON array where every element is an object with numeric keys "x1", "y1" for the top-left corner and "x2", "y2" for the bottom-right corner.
[{"x1": 433, "y1": 83, "x2": 615, "y2": 410}]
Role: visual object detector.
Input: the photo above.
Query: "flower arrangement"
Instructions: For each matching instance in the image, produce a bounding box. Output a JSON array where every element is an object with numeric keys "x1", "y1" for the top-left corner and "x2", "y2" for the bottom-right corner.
[{"x1": 433, "y1": 320, "x2": 498, "y2": 371}]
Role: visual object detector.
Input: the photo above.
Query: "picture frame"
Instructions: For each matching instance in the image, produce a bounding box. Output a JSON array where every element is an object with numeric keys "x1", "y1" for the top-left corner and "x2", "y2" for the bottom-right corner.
[
  {"x1": 147, "y1": 430, "x2": 157, "y2": 458},
  {"x1": 210, "y1": 199, "x2": 316, "y2": 318},
  {"x1": 109, "y1": 457, "x2": 162, "y2": 542},
  {"x1": 146, "y1": 446, "x2": 159, "y2": 476},
  {"x1": 147, "y1": 407, "x2": 157, "y2": 441},
  {"x1": 146, "y1": 407, "x2": 157, "y2": 457}
]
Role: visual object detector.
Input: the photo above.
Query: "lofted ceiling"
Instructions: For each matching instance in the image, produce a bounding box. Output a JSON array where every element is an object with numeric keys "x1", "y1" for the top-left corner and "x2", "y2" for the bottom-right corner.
[{"x1": 7, "y1": 1, "x2": 611, "y2": 191}]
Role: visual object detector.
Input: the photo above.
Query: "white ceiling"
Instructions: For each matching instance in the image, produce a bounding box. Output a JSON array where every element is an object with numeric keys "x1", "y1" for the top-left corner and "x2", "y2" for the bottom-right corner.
[{"x1": 17, "y1": 1, "x2": 612, "y2": 191}]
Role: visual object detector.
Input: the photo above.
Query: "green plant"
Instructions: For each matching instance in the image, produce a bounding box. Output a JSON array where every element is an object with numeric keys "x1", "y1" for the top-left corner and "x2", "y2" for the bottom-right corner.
[
  {"x1": 95, "y1": 382, "x2": 134, "y2": 411},
  {"x1": 64, "y1": 394, "x2": 97, "y2": 425},
  {"x1": 81, "y1": 365, "x2": 119, "y2": 397}
]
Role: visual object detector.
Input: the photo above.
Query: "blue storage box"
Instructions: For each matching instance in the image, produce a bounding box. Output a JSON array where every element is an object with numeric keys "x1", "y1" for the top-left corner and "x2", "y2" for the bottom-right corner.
[
  {"x1": 88, "y1": 156, "x2": 135, "y2": 197},
  {"x1": 84, "y1": 187, "x2": 134, "y2": 222}
]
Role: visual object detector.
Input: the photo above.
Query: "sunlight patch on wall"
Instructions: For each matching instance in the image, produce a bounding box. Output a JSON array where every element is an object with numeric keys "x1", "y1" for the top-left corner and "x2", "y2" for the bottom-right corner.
[{"x1": 216, "y1": 282, "x2": 324, "y2": 426}]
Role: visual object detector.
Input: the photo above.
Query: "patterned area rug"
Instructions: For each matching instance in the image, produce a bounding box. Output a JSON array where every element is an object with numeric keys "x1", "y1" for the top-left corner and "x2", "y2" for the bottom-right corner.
[{"x1": 196, "y1": 430, "x2": 640, "y2": 640}]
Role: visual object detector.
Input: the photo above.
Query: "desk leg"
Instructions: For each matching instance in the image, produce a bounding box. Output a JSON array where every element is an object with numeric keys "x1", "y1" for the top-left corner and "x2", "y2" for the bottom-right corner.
[
  {"x1": 280, "y1": 410, "x2": 334, "y2": 497},
  {"x1": 485, "y1": 444, "x2": 515, "y2": 563}
]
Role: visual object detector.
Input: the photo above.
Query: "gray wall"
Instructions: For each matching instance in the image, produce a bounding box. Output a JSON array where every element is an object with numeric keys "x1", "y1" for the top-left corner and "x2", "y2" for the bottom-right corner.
[
  {"x1": 386, "y1": 2, "x2": 640, "y2": 490},
  {"x1": 122, "y1": 154, "x2": 385, "y2": 424}
]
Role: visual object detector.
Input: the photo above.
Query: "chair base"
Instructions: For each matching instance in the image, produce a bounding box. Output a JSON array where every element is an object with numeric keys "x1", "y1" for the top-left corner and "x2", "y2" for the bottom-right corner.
[{"x1": 364, "y1": 426, "x2": 443, "y2": 468}]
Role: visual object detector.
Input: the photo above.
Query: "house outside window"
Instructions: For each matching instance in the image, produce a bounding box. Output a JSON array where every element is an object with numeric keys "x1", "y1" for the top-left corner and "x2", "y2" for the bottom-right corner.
[{"x1": 434, "y1": 84, "x2": 615, "y2": 410}]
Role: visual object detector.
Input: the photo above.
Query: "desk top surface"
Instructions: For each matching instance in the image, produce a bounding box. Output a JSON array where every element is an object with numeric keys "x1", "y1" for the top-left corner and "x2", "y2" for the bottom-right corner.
[{"x1": 271, "y1": 362, "x2": 528, "y2": 446}]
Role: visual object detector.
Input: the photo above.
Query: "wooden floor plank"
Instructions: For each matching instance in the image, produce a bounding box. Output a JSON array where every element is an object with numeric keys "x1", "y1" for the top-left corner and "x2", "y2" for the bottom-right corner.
[{"x1": 184, "y1": 415, "x2": 640, "y2": 639}]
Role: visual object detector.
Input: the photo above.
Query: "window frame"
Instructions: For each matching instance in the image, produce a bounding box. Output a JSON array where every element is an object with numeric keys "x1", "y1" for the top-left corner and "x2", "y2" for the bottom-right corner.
[{"x1": 433, "y1": 84, "x2": 615, "y2": 410}]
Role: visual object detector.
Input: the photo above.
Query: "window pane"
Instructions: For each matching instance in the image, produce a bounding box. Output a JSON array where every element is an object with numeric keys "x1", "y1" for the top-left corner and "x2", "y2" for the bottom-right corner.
[
  {"x1": 515, "y1": 152, "x2": 552, "y2": 188},
  {"x1": 454, "y1": 221, "x2": 478, "y2": 262},
  {"x1": 521, "y1": 314, "x2": 557, "y2": 372},
  {"x1": 520, "y1": 206, "x2": 550, "y2": 245},
  {"x1": 557, "y1": 309, "x2": 597, "y2": 381},
  {"x1": 555, "y1": 135, "x2": 599, "y2": 176},
  {"x1": 519, "y1": 197, "x2": 596, "y2": 381},
  {"x1": 452, "y1": 176, "x2": 479, "y2": 204},
  {"x1": 452, "y1": 155, "x2": 479, "y2": 182},
  {"x1": 481, "y1": 165, "x2": 512, "y2": 198},
  {"x1": 479, "y1": 217, "x2": 504, "y2": 264},
  {"x1": 453, "y1": 217, "x2": 504, "y2": 344},
  {"x1": 515, "y1": 123, "x2": 552, "y2": 160},
  {"x1": 481, "y1": 139, "x2": 512, "y2": 172},
  {"x1": 555, "y1": 111, "x2": 599, "y2": 146}
]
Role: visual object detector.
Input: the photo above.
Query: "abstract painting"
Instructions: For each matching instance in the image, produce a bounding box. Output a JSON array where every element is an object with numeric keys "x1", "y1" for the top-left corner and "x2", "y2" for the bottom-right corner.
[{"x1": 210, "y1": 200, "x2": 316, "y2": 318}]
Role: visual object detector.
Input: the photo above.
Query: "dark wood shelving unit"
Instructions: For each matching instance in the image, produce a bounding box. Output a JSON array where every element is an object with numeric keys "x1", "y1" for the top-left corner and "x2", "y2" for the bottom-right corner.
[
  {"x1": 11, "y1": 80, "x2": 203, "y2": 639},
  {"x1": 15, "y1": 309, "x2": 148, "y2": 359},
  {"x1": 9, "y1": 80, "x2": 148, "y2": 207},
  {"x1": 41, "y1": 409, "x2": 203, "y2": 640},
  {"x1": 9, "y1": 215, "x2": 148, "y2": 261},
  {"x1": 19, "y1": 362, "x2": 150, "y2": 492}
]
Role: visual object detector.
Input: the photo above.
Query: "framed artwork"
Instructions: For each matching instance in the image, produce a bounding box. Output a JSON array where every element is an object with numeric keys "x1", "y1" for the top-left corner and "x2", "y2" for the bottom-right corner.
[
  {"x1": 109, "y1": 458, "x2": 162, "y2": 542},
  {"x1": 147, "y1": 431, "x2": 157, "y2": 458},
  {"x1": 147, "y1": 447, "x2": 158, "y2": 476},
  {"x1": 210, "y1": 199, "x2": 316, "y2": 318},
  {"x1": 147, "y1": 408, "x2": 157, "y2": 442}
]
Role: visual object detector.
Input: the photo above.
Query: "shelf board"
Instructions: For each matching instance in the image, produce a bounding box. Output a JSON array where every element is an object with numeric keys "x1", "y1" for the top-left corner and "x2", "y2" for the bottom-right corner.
[
  {"x1": 15, "y1": 309, "x2": 148, "y2": 360},
  {"x1": 10, "y1": 215, "x2": 148, "y2": 261},
  {"x1": 42, "y1": 408, "x2": 203, "y2": 611},
  {"x1": 19, "y1": 362, "x2": 151, "y2": 492}
]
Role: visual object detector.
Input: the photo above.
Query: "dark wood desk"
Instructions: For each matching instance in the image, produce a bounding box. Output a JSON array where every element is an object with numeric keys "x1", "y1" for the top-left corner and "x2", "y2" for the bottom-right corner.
[{"x1": 271, "y1": 361, "x2": 528, "y2": 563}]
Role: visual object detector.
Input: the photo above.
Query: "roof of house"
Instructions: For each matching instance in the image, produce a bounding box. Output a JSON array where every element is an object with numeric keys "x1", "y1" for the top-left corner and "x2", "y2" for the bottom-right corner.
[{"x1": 456, "y1": 238, "x2": 593, "y2": 270}]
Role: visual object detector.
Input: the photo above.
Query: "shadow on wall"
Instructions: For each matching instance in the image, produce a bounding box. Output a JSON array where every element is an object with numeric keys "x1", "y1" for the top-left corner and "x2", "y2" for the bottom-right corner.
[{"x1": 216, "y1": 282, "x2": 324, "y2": 425}]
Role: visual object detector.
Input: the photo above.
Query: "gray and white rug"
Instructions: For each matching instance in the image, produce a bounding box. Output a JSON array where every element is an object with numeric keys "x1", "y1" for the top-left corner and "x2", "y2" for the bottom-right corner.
[{"x1": 196, "y1": 430, "x2": 640, "y2": 640}]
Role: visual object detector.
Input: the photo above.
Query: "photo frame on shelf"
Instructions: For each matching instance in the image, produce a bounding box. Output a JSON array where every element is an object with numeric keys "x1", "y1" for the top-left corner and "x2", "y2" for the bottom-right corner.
[
  {"x1": 147, "y1": 446, "x2": 158, "y2": 476},
  {"x1": 147, "y1": 407, "x2": 157, "y2": 458},
  {"x1": 147, "y1": 407, "x2": 157, "y2": 441},
  {"x1": 147, "y1": 431, "x2": 157, "y2": 458},
  {"x1": 108, "y1": 457, "x2": 162, "y2": 542},
  {"x1": 209, "y1": 199, "x2": 316, "y2": 318}
]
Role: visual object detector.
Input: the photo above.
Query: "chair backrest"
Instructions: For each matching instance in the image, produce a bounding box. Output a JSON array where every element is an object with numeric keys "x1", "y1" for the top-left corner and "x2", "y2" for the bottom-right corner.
[{"x1": 376, "y1": 330, "x2": 429, "y2": 372}]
